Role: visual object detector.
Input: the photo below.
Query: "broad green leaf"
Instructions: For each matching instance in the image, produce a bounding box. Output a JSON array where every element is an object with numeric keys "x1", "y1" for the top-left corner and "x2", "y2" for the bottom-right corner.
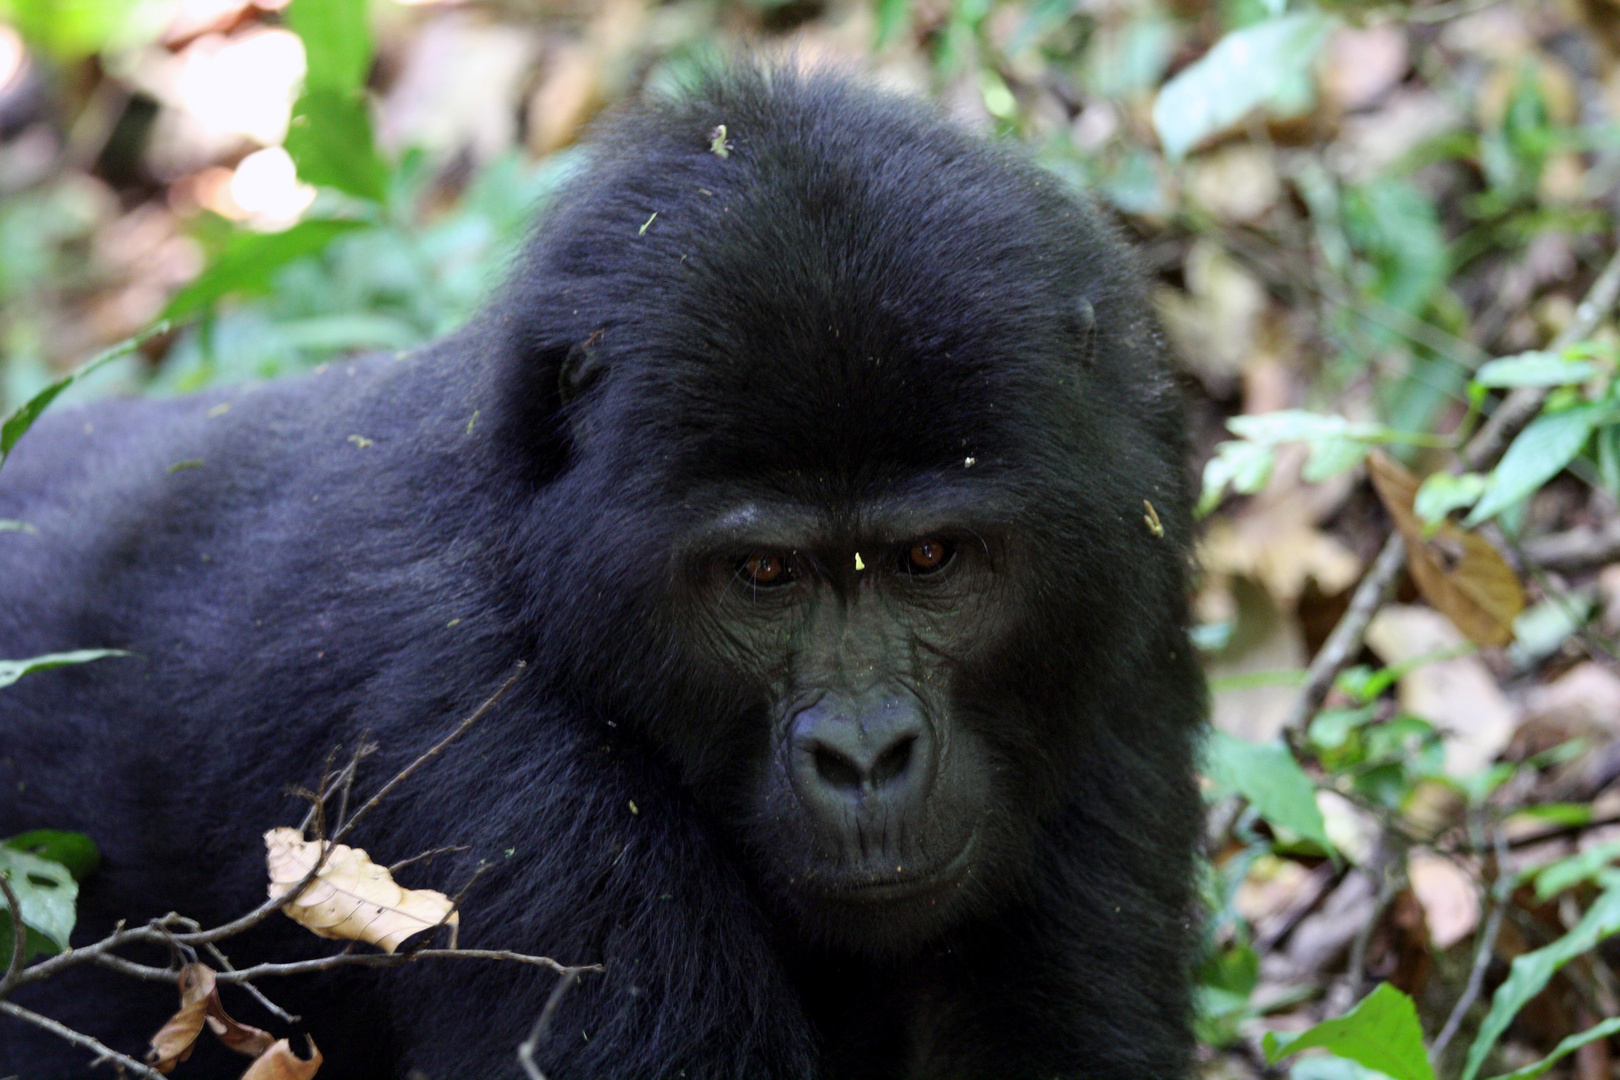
[
  {"x1": 1473, "y1": 351, "x2": 1597, "y2": 389},
  {"x1": 875, "y1": 0, "x2": 915, "y2": 48},
  {"x1": 1466, "y1": 405, "x2": 1605, "y2": 526},
  {"x1": 1413, "y1": 473, "x2": 1487, "y2": 524},
  {"x1": 1152, "y1": 12, "x2": 1335, "y2": 160},
  {"x1": 1487, "y1": 1017, "x2": 1620, "y2": 1080},
  {"x1": 2, "y1": 831, "x2": 100, "y2": 883},
  {"x1": 1462, "y1": 882, "x2": 1620, "y2": 1080},
  {"x1": 286, "y1": 0, "x2": 372, "y2": 95},
  {"x1": 1197, "y1": 440, "x2": 1275, "y2": 516},
  {"x1": 1227, "y1": 410, "x2": 1380, "y2": 444},
  {"x1": 0, "y1": 848, "x2": 77, "y2": 968},
  {"x1": 1303, "y1": 437, "x2": 1369, "y2": 482},
  {"x1": 1533, "y1": 840, "x2": 1620, "y2": 900},
  {"x1": 1264, "y1": 983, "x2": 1435, "y2": 1080},
  {"x1": 1203, "y1": 731, "x2": 1335, "y2": 855},
  {"x1": 0, "y1": 326, "x2": 164, "y2": 467},
  {"x1": 0, "y1": 649, "x2": 130, "y2": 690},
  {"x1": 1597, "y1": 424, "x2": 1620, "y2": 496},
  {"x1": 285, "y1": 88, "x2": 389, "y2": 203},
  {"x1": 163, "y1": 219, "x2": 368, "y2": 321},
  {"x1": 0, "y1": 0, "x2": 138, "y2": 59}
]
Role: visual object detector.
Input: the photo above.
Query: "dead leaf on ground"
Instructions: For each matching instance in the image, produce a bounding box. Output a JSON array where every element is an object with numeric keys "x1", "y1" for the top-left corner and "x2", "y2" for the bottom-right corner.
[
  {"x1": 147, "y1": 963, "x2": 274, "y2": 1073},
  {"x1": 1367, "y1": 451, "x2": 1525, "y2": 647},
  {"x1": 241, "y1": 1036, "x2": 323, "y2": 1080},
  {"x1": 265, "y1": 828, "x2": 459, "y2": 953},
  {"x1": 1409, "y1": 850, "x2": 1481, "y2": 949},
  {"x1": 1365, "y1": 605, "x2": 1518, "y2": 776}
]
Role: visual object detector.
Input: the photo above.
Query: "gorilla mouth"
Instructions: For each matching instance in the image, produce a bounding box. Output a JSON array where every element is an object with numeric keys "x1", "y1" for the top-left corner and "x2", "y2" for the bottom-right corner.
[{"x1": 817, "y1": 832, "x2": 978, "y2": 905}]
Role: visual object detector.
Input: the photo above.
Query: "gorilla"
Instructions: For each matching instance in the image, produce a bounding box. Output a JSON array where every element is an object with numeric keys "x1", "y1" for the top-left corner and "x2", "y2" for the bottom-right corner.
[{"x1": 0, "y1": 66, "x2": 1204, "y2": 1080}]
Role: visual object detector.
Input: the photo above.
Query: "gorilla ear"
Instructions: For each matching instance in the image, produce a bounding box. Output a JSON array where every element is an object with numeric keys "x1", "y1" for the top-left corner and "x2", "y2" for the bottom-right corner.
[{"x1": 559, "y1": 338, "x2": 608, "y2": 404}]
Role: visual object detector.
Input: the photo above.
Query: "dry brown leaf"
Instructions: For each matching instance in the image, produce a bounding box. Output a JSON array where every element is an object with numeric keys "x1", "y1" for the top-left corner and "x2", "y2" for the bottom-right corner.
[
  {"x1": 265, "y1": 828, "x2": 458, "y2": 953},
  {"x1": 147, "y1": 963, "x2": 274, "y2": 1072},
  {"x1": 241, "y1": 1036, "x2": 322, "y2": 1080},
  {"x1": 1367, "y1": 452, "x2": 1525, "y2": 647},
  {"x1": 146, "y1": 963, "x2": 213, "y2": 1072}
]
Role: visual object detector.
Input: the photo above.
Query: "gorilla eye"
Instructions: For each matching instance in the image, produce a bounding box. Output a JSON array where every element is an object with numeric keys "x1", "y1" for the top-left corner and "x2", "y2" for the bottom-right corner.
[
  {"x1": 738, "y1": 550, "x2": 798, "y2": 588},
  {"x1": 901, "y1": 538, "x2": 954, "y2": 576}
]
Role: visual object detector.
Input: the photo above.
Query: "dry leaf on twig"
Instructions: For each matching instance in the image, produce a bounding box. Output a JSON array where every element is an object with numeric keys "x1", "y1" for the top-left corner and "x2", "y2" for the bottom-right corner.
[
  {"x1": 1367, "y1": 452, "x2": 1525, "y2": 647},
  {"x1": 241, "y1": 1036, "x2": 323, "y2": 1080},
  {"x1": 147, "y1": 963, "x2": 274, "y2": 1073},
  {"x1": 265, "y1": 828, "x2": 459, "y2": 953}
]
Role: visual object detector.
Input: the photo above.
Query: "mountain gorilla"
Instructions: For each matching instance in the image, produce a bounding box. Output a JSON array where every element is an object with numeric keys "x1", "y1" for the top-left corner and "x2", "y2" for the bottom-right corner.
[{"x1": 0, "y1": 66, "x2": 1204, "y2": 1079}]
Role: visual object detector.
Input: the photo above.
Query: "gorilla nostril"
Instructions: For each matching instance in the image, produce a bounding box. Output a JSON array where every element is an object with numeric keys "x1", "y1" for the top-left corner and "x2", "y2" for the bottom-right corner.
[
  {"x1": 814, "y1": 745, "x2": 863, "y2": 790},
  {"x1": 870, "y1": 735, "x2": 915, "y2": 786}
]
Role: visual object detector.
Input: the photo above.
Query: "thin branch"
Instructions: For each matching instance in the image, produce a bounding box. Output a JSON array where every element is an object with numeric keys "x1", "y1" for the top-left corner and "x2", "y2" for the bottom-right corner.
[
  {"x1": 1432, "y1": 830, "x2": 1512, "y2": 1059},
  {"x1": 390, "y1": 845, "x2": 471, "y2": 874},
  {"x1": 215, "y1": 950, "x2": 600, "y2": 983},
  {"x1": 0, "y1": 871, "x2": 28, "y2": 996},
  {"x1": 333, "y1": 662, "x2": 525, "y2": 845},
  {"x1": 0, "y1": 1000, "x2": 168, "y2": 1080},
  {"x1": 1280, "y1": 243, "x2": 1620, "y2": 737},
  {"x1": 518, "y1": 969, "x2": 582, "y2": 1080}
]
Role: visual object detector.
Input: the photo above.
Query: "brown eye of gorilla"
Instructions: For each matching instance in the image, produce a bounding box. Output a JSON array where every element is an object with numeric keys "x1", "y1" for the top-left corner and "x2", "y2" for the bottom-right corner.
[
  {"x1": 902, "y1": 538, "x2": 954, "y2": 575},
  {"x1": 739, "y1": 550, "x2": 796, "y2": 587}
]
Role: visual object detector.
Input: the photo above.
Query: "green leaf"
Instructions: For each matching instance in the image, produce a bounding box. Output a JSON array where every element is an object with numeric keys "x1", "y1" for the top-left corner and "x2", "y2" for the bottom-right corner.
[
  {"x1": 1463, "y1": 882, "x2": 1620, "y2": 1080},
  {"x1": 1264, "y1": 983, "x2": 1435, "y2": 1080},
  {"x1": 1303, "y1": 437, "x2": 1369, "y2": 482},
  {"x1": 0, "y1": 649, "x2": 130, "y2": 690},
  {"x1": 1532, "y1": 840, "x2": 1620, "y2": 901},
  {"x1": 163, "y1": 219, "x2": 368, "y2": 322},
  {"x1": 1466, "y1": 405, "x2": 1605, "y2": 526},
  {"x1": 0, "y1": 325, "x2": 165, "y2": 468},
  {"x1": 1413, "y1": 473, "x2": 1487, "y2": 524},
  {"x1": 0, "y1": 848, "x2": 78, "y2": 968},
  {"x1": 1197, "y1": 440, "x2": 1275, "y2": 516},
  {"x1": 1203, "y1": 731, "x2": 1335, "y2": 855},
  {"x1": 286, "y1": 0, "x2": 372, "y2": 95},
  {"x1": 1473, "y1": 351, "x2": 1597, "y2": 389},
  {"x1": 285, "y1": 88, "x2": 389, "y2": 203},
  {"x1": 1152, "y1": 12, "x2": 1336, "y2": 161},
  {"x1": 1486, "y1": 1017, "x2": 1620, "y2": 1080},
  {"x1": 2, "y1": 831, "x2": 100, "y2": 883},
  {"x1": 875, "y1": 0, "x2": 915, "y2": 49},
  {"x1": 0, "y1": 0, "x2": 137, "y2": 59},
  {"x1": 1227, "y1": 410, "x2": 1379, "y2": 444}
]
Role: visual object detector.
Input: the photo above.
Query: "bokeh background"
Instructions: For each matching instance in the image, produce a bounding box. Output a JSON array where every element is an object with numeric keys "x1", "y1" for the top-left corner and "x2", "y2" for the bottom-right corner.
[{"x1": 2, "y1": 0, "x2": 1620, "y2": 1077}]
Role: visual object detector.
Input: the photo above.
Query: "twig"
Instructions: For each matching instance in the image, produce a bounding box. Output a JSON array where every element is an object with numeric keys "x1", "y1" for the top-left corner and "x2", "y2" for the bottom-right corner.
[
  {"x1": 1522, "y1": 521, "x2": 1620, "y2": 573},
  {"x1": 0, "y1": 871, "x2": 28, "y2": 996},
  {"x1": 217, "y1": 950, "x2": 598, "y2": 983},
  {"x1": 204, "y1": 941, "x2": 298, "y2": 1024},
  {"x1": 390, "y1": 845, "x2": 471, "y2": 874},
  {"x1": 0, "y1": 1000, "x2": 167, "y2": 1080},
  {"x1": 1432, "y1": 830, "x2": 1512, "y2": 1059},
  {"x1": 1280, "y1": 244, "x2": 1620, "y2": 738},
  {"x1": 518, "y1": 969, "x2": 582, "y2": 1080},
  {"x1": 333, "y1": 662, "x2": 525, "y2": 845}
]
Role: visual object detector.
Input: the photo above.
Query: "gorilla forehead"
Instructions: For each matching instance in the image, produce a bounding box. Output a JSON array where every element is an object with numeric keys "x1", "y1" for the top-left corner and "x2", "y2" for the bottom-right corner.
[{"x1": 515, "y1": 71, "x2": 1107, "y2": 482}]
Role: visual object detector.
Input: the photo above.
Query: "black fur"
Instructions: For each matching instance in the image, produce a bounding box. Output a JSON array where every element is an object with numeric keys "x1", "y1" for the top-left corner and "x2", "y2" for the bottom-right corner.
[{"x1": 0, "y1": 67, "x2": 1204, "y2": 1080}]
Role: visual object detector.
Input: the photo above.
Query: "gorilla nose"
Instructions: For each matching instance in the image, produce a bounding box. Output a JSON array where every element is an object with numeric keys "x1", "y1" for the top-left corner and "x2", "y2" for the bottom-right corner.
[{"x1": 789, "y1": 699, "x2": 935, "y2": 809}]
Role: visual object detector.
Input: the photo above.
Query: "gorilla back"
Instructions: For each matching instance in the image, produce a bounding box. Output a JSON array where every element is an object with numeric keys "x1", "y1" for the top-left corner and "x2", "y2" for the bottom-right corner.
[{"x1": 0, "y1": 68, "x2": 1204, "y2": 1080}]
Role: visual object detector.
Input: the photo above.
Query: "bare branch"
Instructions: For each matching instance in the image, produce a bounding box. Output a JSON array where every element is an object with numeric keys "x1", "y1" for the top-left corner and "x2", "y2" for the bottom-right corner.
[
  {"x1": 215, "y1": 950, "x2": 600, "y2": 982},
  {"x1": 518, "y1": 969, "x2": 582, "y2": 1080},
  {"x1": 1432, "y1": 828, "x2": 1512, "y2": 1059},
  {"x1": 0, "y1": 1000, "x2": 168, "y2": 1080},
  {"x1": 0, "y1": 870, "x2": 28, "y2": 996},
  {"x1": 333, "y1": 662, "x2": 525, "y2": 844},
  {"x1": 389, "y1": 845, "x2": 471, "y2": 874}
]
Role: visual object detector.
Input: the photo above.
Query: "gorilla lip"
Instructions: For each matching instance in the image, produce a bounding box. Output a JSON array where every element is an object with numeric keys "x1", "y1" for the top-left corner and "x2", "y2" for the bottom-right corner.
[{"x1": 818, "y1": 831, "x2": 977, "y2": 905}]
